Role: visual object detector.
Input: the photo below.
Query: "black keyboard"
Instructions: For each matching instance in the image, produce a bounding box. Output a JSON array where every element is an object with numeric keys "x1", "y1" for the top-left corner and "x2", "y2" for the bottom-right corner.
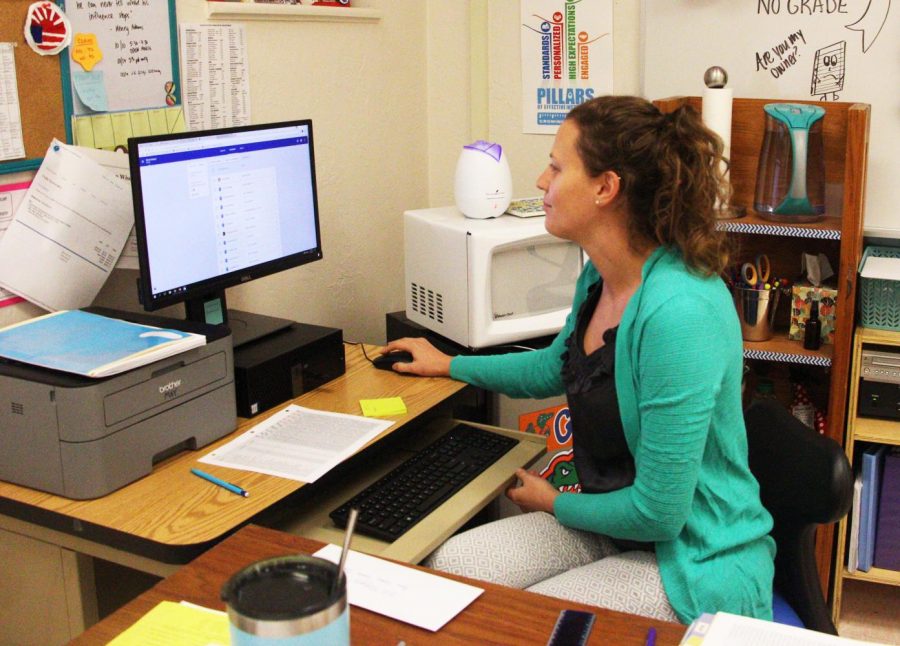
[{"x1": 329, "y1": 423, "x2": 518, "y2": 542}]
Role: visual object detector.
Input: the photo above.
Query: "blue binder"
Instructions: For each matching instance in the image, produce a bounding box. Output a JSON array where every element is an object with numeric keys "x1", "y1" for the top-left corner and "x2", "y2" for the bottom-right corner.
[{"x1": 858, "y1": 444, "x2": 889, "y2": 572}]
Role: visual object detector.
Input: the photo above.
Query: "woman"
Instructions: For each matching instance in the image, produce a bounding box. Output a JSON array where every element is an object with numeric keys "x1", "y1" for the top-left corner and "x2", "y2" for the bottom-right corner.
[{"x1": 383, "y1": 95, "x2": 775, "y2": 624}]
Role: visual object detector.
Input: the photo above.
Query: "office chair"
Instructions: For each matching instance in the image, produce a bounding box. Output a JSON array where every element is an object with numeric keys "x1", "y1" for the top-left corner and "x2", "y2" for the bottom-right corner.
[{"x1": 744, "y1": 398, "x2": 854, "y2": 634}]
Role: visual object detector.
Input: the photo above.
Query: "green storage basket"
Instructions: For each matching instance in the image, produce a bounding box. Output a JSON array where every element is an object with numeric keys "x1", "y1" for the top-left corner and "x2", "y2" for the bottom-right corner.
[{"x1": 858, "y1": 246, "x2": 900, "y2": 331}]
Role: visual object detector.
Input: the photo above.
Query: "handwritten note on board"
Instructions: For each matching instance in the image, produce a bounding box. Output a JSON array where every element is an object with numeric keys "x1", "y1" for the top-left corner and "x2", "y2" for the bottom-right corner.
[
  {"x1": 641, "y1": 0, "x2": 899, "y2": 237},
  {"x1": 62, "y1": 0, "x2": 178, "y2": 115}
]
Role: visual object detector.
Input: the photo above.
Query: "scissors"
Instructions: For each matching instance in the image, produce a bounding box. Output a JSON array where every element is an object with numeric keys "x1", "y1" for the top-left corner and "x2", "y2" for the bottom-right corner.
[{"x1": 741, "y1": 254, "x2": 771, "y2": 288}]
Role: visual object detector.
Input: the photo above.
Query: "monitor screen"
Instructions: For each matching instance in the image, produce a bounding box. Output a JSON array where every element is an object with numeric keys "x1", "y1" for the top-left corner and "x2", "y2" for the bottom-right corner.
[{"x1": 129, "y1": 120, "x2": 322, "y2": 341}]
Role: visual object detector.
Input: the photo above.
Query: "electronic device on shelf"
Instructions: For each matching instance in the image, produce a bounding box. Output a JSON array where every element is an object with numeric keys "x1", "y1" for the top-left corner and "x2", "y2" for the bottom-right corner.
[
  {"x1": 128, "y1": 120, "x2": 323, "y2": 349},
  {"x1": 329, "y1": 423, "x2": 518, "y2": 541},
  {"x1": 858, "y1": 347, "x2": 900, "y2": 421}
]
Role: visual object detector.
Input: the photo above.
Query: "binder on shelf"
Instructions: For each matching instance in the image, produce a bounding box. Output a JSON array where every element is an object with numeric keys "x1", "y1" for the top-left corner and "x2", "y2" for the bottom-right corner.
[
  {"x1": 858, "y1": 444, "x2": 889, "y2": 572},
  {"x1": 874, "y1": 449, "x2": 900, "y2": 572},
  {"x1": 0, "y1": 309, "x2": 206, "y2": 378}
]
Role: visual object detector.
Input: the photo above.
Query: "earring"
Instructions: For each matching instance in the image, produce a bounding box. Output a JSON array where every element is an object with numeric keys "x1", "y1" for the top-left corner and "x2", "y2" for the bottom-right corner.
[{"x1": 595, "y1": 198, "x2": 601, "y2": 205}]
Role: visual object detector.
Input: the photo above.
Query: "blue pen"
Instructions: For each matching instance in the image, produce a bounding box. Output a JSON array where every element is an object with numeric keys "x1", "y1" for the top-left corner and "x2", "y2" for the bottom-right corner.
[
  {"x1": 191, "y1": 468, "x2": 249, "y2": 497},
  {"x1": 645, "y1": 626, "x2": 656, "y2": 646}
]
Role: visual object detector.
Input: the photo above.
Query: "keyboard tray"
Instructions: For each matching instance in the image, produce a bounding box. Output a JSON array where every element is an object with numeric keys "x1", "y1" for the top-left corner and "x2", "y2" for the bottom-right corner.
[
  {"x1": 270, "y1": 417, "x2": 546, "y2": 564},
  {"x1": 330, "y1": 424, "x2": 517, "y2": 541}
]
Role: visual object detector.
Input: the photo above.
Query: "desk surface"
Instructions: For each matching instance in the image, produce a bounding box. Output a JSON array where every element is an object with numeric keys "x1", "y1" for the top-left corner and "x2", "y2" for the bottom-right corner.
[
  {"x1": 71, "y1": 524, "x2": 686, "y2": 645},
  {"x1": 0, "y1": 344, "x2": 468, "y2": 564}
]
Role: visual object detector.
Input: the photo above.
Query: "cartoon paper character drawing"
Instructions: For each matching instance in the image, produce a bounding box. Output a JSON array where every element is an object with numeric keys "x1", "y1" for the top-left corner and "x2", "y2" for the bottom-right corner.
[{"x1": 811, "y1": 41, "x2": 846, "y2": 101}]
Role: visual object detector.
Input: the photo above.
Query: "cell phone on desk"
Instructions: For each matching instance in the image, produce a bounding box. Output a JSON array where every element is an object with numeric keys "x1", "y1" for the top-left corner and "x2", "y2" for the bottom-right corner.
[{"x1": 547, "y1": 609, "x2": 596, "y2": 646}]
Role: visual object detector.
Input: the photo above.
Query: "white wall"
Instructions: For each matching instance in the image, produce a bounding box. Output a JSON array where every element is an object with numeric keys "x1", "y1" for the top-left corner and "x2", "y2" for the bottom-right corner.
[
  {"x1": 426, "y1": 1, "x2": 643, "y2": 209},
  {"x1": 0, "y1": 1, "x2": 643, "y2": 343}
]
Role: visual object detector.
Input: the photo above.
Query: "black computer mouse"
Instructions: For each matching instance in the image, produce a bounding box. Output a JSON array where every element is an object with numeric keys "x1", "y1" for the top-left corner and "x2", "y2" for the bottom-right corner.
[{"x1": 372, "y1": 351, "x2": 414, "y2": 370}]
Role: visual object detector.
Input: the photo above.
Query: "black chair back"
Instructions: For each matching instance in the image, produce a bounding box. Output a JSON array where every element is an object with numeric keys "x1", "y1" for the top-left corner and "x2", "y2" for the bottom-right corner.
[{"x1": 744, "y1": 399, "x2": 854, "y2": 635}]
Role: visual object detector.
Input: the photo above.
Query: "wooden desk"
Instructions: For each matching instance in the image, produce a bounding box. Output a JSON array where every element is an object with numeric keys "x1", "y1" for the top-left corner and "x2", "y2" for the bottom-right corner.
[
  {"x1": 1, "y1": 344, "x2": 515, "y2": 644},
  {"x1": 0, "y1": 345, "x2": 469, "y2": 569},
  {"x1": 72, "y1": 524, "x2": 686, "y2": 645}
]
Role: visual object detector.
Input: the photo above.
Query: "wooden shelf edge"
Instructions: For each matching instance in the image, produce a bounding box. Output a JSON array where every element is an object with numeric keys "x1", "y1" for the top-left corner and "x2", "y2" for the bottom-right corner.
[
  {"x1": 205, "y1": 2, "x2": 382, "y2": 22},
  {"x1": 853, "y1": 417, "x2": 900, "y2": 445},
  {"x1": 841, "y1": 567, "x2": 900, "y2": 586},
  {"x1": 716, "y1": 212, "x2": 842, "y2": 239},
  {"x1": 742, "y1": 336, "x2": 833, "y2": 366},
  {"x1": 858, "y1": 326, "x2": 900, "y2": 345}
]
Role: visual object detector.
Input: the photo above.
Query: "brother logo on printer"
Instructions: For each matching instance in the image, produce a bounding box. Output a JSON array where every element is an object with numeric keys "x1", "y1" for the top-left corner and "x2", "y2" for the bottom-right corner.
[{"x1": 159, "y1": 380, "x2": 182, "y2": 399}]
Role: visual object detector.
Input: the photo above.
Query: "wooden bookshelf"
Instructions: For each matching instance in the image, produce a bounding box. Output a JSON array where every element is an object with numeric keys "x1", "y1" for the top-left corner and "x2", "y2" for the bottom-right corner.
[
  {"x1": 832, "y1": 327, "x2": 900, "y2": 626},
  {"x1": 654, "y1": 97, "x2": 871, "y2": 598}
]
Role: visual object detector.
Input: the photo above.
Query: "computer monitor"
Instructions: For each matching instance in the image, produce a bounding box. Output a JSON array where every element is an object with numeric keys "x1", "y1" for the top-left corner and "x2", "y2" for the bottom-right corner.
[{"x1": 128, "y1": 120, "x2": 322, "y2": 347}]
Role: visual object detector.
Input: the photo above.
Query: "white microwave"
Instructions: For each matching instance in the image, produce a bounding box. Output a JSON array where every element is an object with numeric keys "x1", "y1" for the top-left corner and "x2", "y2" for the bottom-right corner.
[{"x1": 404, "y1": 207, "x2": 585, "y2": 349}]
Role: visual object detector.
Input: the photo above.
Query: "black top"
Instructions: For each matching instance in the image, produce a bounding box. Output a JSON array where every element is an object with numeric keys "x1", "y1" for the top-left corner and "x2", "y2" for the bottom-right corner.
[
  {"x1": 561, "y1": 281, "x2": 653, "y2": 552},
  {"x1": 560, "y1": 281, "x2": 635, "y2": 494}
]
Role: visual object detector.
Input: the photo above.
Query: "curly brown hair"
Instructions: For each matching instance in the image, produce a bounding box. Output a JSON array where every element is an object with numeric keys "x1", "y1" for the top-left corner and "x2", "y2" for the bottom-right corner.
[{"x1": 565, "y1": 95, "x2": 732, "y2": 275}]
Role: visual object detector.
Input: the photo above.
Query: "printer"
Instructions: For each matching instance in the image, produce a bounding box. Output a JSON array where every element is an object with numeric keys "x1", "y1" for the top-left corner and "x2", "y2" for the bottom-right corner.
[{"x1": 0, "y1": 308, "x2": 237, "y2": 499}]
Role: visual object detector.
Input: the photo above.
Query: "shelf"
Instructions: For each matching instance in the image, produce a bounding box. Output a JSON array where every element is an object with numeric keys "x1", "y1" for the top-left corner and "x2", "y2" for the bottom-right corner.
[
  {"x1": 842, "y1": 567, "x2": 900, "y2": 586},
  {"x1": 205, "y1": 2, "x2": 382, "y2": 22},
  {"x1": 657, "y1": 97, "x2": 869, "y2": 607},
  {"x1": 742, "y1": 335, "x2": 833, "y2": 367},
  {"x1": 716, "y1": 211, "x2": 842, "y2": 240},
  {"x1": 853, "y1": 417, "x2": 900, "y2": 445},
  {"x1": 858, "y1": 327, "x2": 900, "y2": 346}
]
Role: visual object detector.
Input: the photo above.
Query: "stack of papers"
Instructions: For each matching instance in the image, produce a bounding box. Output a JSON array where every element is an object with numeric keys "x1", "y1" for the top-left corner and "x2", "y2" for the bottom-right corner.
[
  {"x1": 680, "y1": 612, "x2": 889, "y2": 645},
  {"x1": 0, "y1": 310, "x2": 205, "y2": 378},
  {"x1": 199, "y1": 405, "x2": 393, "y2": 483}
]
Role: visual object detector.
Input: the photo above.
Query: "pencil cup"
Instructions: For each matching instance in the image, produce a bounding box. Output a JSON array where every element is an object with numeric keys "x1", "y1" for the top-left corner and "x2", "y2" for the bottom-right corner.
[
  {"x1": 221, "y1": 555, "x2": 349, "y2": 645},
  {"x1": 733, "y1": 287, "x2": 781, "y2": 341}
]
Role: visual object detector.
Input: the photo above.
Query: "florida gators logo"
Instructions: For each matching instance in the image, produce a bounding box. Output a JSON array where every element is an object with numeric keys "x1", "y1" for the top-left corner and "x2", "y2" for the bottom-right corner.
[
  {"x1": 553, "y1": 407, "x2": 572, "y2": 446},
  {"x1": 540, "y1": 449, "x2": 580, "y2": 493}
]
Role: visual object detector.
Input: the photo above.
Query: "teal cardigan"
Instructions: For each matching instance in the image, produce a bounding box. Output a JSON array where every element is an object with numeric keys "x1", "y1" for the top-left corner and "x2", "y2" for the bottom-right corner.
[{"x1": 451, "y1": 246, "x2": 775, "y2": 623}]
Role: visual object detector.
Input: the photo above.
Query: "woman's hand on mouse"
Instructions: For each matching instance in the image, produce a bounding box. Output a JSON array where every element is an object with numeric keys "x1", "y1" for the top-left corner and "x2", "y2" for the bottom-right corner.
[{"x1": 381, "y1": 338, "x2": 453, "y2": 377}]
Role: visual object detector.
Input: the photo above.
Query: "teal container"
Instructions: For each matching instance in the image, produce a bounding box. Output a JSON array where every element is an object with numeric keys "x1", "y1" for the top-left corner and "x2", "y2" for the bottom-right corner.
[
  {"x1": 754, "y1": 103, "x2": 826, "y2": 222},
  {"x1": 221, "y1": 555, "x2": 350, "y2": 646}
]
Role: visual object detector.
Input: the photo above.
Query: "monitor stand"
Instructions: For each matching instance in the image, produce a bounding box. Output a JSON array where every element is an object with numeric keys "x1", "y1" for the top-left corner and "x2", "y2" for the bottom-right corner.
[{"x1": 185, "y1": 292, "x2": 294, "y2": 349}]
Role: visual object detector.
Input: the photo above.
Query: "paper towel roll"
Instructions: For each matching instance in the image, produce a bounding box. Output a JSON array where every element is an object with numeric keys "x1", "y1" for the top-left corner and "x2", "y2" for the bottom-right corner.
[{"x1": 702, "y1": 86, "x2": 733, "y2": 165}]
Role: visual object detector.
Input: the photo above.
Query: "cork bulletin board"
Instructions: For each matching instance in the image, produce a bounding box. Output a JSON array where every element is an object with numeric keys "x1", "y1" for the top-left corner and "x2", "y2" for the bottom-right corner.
[{"x1": 0, "y1": 0, "x2": 71, "y2": 175}]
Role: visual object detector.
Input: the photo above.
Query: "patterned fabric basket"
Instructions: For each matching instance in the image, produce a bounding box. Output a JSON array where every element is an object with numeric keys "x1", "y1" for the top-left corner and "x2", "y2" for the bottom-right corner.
[{"x1": 858, "y1": 246, "x2": 900, "y2": 331}]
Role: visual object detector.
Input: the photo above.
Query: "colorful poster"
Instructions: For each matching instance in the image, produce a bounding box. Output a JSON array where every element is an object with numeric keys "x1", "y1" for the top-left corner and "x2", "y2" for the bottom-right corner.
[{"x1": 520, "y1": 0, "x2": 613, "y2": 134}]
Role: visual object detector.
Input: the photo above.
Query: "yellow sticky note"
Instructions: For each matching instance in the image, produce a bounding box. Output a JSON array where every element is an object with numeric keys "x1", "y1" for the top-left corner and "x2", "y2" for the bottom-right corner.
[
  {"x1": 360, "y1": 397, "x2": 407, "y2": 417},
  {"x1": 72, "y1": 33, "x2": 102, "y2": 72}
]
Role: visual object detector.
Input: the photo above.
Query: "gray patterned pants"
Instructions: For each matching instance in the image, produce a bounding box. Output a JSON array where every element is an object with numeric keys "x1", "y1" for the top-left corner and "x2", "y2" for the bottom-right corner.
[{"x1": 422, "y1": 511, "x2": 679, "y2": 622}]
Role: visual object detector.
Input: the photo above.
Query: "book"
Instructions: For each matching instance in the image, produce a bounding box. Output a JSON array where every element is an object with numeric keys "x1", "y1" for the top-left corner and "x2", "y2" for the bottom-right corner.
[
  {"x1": 0, "y1": 310, "x2": 206, "y2": 378},
  {"x1": 874, "y1": 449, "x2": 900, "y2": 571},
  {"x1": 848, "y1": 473, "x2": 863, "y2": 573},
  {"x1": 858, "y1": 444, "x2": 889, "y2": 572},
  {"x1": 679, "y1": 611, "x2": 884, "y2": 645}
]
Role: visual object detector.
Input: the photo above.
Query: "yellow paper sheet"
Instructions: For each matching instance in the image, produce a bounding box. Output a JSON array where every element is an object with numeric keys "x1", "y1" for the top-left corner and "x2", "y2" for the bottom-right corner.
[{"x1": 107, "y1": 600, "x2": 229, "y2": 646}]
